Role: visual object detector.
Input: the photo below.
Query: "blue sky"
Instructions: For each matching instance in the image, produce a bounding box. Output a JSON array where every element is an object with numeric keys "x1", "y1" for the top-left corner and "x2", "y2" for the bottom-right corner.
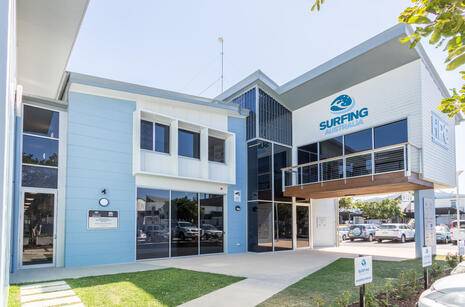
[{"x1": 69, "y1": 0, "x2": 465, "y2": 190}]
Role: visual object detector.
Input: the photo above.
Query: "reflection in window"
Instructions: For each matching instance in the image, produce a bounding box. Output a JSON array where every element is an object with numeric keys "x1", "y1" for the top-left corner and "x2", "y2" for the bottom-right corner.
[
  {"x1": 140, "y1": 120, "x2": 153, "y2": 150},
  {"x1": 200, "y1": 194, "x2": 224, "y2": 254},
  {"x1": 320, "y1": 159, "x2": 343, "y2": 181},
  {"x1": 136, "y1": 188, "x2": 170, "y2": 259},
  {"x1": 22, "y1": 135, "x2": 58, "y2": 166},
  {"x1": 259, "y1": 90, "x2": 292, "y2": 146},
  {"x1": 22, "y1": 165, "x2": 58, "y2": 189},
  {"x1": 247, "y1": 140, "x2": 272, "y2": 201},
  {"x1": 273, "y1": 144, "x2": 292, "y2": 202},
  {"x1": 374, "y1": 148, "x2": 404, "y2": 173},
  {"x1": 208, "y1": 136, "x2": 225, "y2": 163},
  {"x1": 374, "y1": 119, "x2": 408, "y2": 148},
  {"x1": 178, "y1": 129, "x2": 200, "y2": 159},
  {"x1": 319, "y1": 137, "x2": 343, "y2": 160},
  {"x1": 346, "y1": 154, "x2": 372, "y2": 177},
  {"x1": 248, "y1": 202, "x2": 273, "y2": 252},
  {"x1": 155, "y1": 123, "x2": 170, "y2": 154},
  {"x1": 232, "y1": 88, "x2": 256, "y2": 140},
  {"x1": 298, "y1": 143, "x2": 318, "y2": 164},
  {"x1": 344, "y1": 128, "x2": 372, "y2": 154},
  {"x1": 171, "y1": 191, "x2": 199, "y2": 257},
  {"x1": 274, "y1": 203, "x2": 293, "y2": 251},
  {"x1": 23, "y1": 105, "x2": 59, "y2": 138}
]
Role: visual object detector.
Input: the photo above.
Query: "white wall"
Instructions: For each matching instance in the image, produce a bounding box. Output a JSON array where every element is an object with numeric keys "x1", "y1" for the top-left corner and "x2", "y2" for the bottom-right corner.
[{"x1": 312, "y1": 198, "x2": 337, "y2": 247}]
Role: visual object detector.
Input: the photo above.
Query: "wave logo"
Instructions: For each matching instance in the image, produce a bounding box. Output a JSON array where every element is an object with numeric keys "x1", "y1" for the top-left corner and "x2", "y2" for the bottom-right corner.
[{"x1": 330, "y1": 94, "x2": 355, "y2": 114}]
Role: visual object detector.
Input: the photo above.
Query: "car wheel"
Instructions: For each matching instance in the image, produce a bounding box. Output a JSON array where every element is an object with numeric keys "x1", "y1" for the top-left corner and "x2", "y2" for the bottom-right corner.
[
  {"x1": 401, "y1": 235, "x2": 406, "y2": 243},
  {"x1": 377, "y1": 239, "x2": 382, "y2": 243},
  {"x1": 342, "y1": 235, "x2": 346, "y2": 241},
  {"x1": 368, "y1": 234, "x2": 373, "y2": 242},
  {"x1": 350, "y1": 238, "x2": 354, "y2": 242}
]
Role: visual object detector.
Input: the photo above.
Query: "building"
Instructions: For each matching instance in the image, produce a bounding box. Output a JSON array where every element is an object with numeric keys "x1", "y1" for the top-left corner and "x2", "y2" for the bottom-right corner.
[{"x1": 1, "y1": 1, "x2": 463, "y2": 304}]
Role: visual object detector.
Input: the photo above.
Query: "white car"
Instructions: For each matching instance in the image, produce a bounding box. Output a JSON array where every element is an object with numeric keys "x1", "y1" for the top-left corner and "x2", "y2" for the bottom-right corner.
[
  {"x1": 450, "y1": 220, "x2": 465, "y2": 244},
  {"x1": 375, "y1": 223, "x2": 415, "y2": 243},
  {"x1": 451, "y1": 261, "x2": 465, "y2": 275},
  {"x1": 418, "y1": 273, "x2": 465, "y2": 306}
]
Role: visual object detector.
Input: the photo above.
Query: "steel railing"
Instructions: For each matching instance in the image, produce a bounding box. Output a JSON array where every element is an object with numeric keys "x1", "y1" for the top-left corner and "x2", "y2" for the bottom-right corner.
[{"x1": 281, "y1": 143, "x2": 422, "y2": 192}]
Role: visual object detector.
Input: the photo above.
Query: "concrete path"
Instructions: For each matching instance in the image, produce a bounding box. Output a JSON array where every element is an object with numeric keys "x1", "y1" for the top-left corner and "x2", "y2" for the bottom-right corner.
[{"x1": 20, "y1": 281, "x2": 83, "y2": 307}]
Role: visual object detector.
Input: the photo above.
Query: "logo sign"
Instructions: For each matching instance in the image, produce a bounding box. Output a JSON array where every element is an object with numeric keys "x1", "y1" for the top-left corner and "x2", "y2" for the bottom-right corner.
[
  {"x1": 320, "y1": 95, "x2": 369, "y2": 135},
  {"x1": 422, "y1": 246, "x2": 432, "y2": 267},
  {"x1": 431, "y1": 112, "x2": 449, "y2": 149},
  {"x1": 459, "y1": 240, "x2": 465, "y2": 256},
  {"x1": 354, "y1": 256, "x2": 373, "y2": 286}
]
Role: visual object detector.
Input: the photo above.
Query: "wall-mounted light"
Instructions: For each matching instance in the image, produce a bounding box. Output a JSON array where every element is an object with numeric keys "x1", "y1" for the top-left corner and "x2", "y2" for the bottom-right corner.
[{"x1": 235, "y1": 205, "x2": 241, "y2": 212}]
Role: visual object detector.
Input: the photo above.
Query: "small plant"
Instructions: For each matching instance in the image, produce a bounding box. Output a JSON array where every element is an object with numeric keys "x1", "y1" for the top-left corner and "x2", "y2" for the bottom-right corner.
[
  {"x1": 379, "y1": 279, "x2": 395, "y2": 306},
  {"x1": 334, "y1": 290, "x2": 352, "y2": 307},
  {"x1": 396, "y1": 270, "x2": 419, "y2": 299},
  {"x1": 364, "y1": 285, "x2": 379, "y2": 307},
  {"x1": 430, "y1": 261, "x2": 445, "y2": 280},
  {"x1": 311, "y1": 294, "x2": 326, "y2": 307},
  {"x1": 446, "y1": 253, "x2": 460, "y2": 269}
]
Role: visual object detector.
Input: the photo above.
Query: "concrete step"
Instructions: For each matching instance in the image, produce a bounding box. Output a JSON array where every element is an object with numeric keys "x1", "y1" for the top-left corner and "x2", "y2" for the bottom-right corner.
[
  {"x1": 22, "y1": 295, "x2": 81, "y2": 307},
  {"x1": 21, "y1": 289, "x2": 76, "y2": 303},
  {"x1": 21, "y1": 284, "x2": 71, "y2": 296},
  {"x1": 20, "y1": 281, "x2": 67, "y2": 290}
]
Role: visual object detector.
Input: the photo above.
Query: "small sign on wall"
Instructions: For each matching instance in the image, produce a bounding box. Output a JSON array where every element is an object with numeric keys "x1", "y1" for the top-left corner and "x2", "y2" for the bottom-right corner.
[
  {"x1": 88, "y1": 210, "x2": 118, "y2": 229},
  {"x1": 233, "y1": 190, "x2": 241, "y2": 202}
]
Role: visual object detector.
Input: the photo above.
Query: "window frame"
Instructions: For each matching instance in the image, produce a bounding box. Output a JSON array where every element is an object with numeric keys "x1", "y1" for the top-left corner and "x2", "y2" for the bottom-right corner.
[
  {"x1": 178, "y1": 128, "x2": 201, "y2": 159},
  {"x1": 208, "y1": 136, "x2": 226, "y2": 164},
  {"x1": 140, "y1": 119, "x2": 171, "y2": 154}
]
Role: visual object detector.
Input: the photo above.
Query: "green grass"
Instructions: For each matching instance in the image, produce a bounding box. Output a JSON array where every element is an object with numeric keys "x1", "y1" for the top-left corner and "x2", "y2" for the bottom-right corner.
[
  {"x1": 9, "y1": 268, "x2": 244, "y2": 307},
  {"x1": 260, "y1": 258, "x2": 446, "y2": 306}
]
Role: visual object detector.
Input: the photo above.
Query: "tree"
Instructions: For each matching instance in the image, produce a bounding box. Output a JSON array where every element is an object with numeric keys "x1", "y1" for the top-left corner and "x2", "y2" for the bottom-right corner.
[
  {"x1": 338, "y1": 197, "x2": 354, "y2": 209},
  {"x1": 312, "y1": 0, "x2": 465, "y2": 118},
  {"x1": 353, "y1": 199, "x2": 405, "y2": 220}
]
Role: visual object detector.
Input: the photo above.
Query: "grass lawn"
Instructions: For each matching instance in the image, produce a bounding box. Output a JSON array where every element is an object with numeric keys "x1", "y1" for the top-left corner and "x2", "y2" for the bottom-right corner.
[
  {"x1": 9, "y1": 268, "x2": 244, "y2": 307},
  {"x1": 260, "y1": 257, "x2": 446, "y2": 306}
]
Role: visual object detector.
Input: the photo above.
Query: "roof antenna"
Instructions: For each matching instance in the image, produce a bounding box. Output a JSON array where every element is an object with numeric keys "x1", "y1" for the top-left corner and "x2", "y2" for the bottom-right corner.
[{"x1": 218, "y1": 37, "x2": 224, "y2": 93}]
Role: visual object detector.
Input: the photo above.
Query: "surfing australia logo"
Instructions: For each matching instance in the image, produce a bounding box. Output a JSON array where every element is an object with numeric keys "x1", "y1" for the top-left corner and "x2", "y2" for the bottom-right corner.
[{"x1": 320, "y1": 94, "x2": 368, "y2": 135}]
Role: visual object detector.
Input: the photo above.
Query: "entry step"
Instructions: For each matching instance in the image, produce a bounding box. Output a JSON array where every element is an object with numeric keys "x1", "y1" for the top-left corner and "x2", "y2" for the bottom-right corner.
[{"x1": 19, "y1": 281, "x2": 84, "y2": 306}]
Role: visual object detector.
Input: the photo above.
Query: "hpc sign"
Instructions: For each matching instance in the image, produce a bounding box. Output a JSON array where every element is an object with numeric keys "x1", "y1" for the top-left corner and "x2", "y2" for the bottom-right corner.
[
  {"x1": 354, "y1": 256, "x2": 373, "y2": 286},
  {"x1": 431, "y1": 112, "x2": 449, "y2": 149}
]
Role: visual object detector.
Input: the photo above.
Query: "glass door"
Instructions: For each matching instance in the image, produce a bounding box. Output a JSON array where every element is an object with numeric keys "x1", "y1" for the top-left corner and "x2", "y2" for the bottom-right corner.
[
  {"x1": 21, "y1": 191, "x2": 56, "y2": 267},
  {"x1": 296, "y1": 205, "x2": 310, "y2": 248}
]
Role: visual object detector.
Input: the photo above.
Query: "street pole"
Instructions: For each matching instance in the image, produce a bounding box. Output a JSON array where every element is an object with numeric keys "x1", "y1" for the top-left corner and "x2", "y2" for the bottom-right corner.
[{"x1": 218, "y1": 37, "x2": 224, "y2": 93}]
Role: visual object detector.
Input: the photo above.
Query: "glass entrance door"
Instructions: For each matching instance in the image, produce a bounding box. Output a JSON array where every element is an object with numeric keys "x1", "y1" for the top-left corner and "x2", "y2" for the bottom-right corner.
[
  {"x1": 21, "y1": 191, "x2": 56, "y2": 266},
  {"x1": 296, "y1": 205, "x2": 310, "y2": 248}
]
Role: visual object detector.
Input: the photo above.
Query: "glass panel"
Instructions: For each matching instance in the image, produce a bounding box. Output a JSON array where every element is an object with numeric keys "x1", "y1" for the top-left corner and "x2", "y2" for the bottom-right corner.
[
  {"x1": 374, "y1": 119, "x2": 408, "y2": 148},
  {"x1": 136, "y1": 188, "x2": 170, "y2": 259},
  {"x1": 178, "y1": 129, "x2": 200, "y2": 159},
  {"x1": 274, "y1": 203, "x2": 293, "y2": 251},
  {"x1": 232, "y1": 88, "x2": 256, "y2": 140},
  {"x1": 319, "y1": 136, "x2": 343, "y2": 160},
  {"x1": 374, "y1": 148, "x2": 405, "y2": 173},
  {"x1": 344, "y1": 128, "x2": 372, "y2": 154},
  {"x1": 22, "y1": 165, "x2": 58, "y2": 188},
  {"x1": 155, "y1": 123, "x2": 170, "y2": 153},
  {"x1": 346, "y1": 154, "x2": 372, "y2": 177},
  {"x1": 23, "y1": 105, "x2": 59, "y2": 138},
  {"x1": 22, "y1": 192, "x2": 54, "y2": 265},
  {"x1": 22, "y1": 135, "x2": 58, "y2": 167},
  {"x1": 320, "y1": 159, "x2": 343, "y2": 181},
  {"x1": 258, "y1": 89, "x2": 292, "y2": 146},
  {"x1": 171, "y1": 191, "x2": 199, "y2": 256},
  {"x1": 297, "y1": 143, "x2": 318, "y2": 164},
  {"x1": 247, "y1": 140, "x2": 272, "y2": 201},
  {"x1": 296, "y1": 206, "x2": 310, "y2": 248},
  {"x1": 200, "y1": 194, "x2": 224, "y2": 254},
  {"x1": 140, "y1": 120, "x2": 153, "y2": 150},
  {"x1": 274, "y1": 144, "x2": 292, "y2": 202},
  {"x1": 301, "y1": 164, "x2": 319, "y2": 184},
  {"x1": 247, "y1": 202, "x2": 273, "y2": 252},
  {"x1": 208, "y1": 136, "x2": 225, "y2": 163}
]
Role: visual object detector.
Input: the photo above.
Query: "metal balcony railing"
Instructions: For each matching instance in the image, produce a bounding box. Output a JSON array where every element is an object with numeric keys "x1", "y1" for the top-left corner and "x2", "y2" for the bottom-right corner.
[{"x1": 281, "y1": 143, "x2": 422, "y2": 192}]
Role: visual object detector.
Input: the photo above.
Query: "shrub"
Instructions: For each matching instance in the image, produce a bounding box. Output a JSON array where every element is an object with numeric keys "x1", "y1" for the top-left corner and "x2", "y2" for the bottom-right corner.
[
  {"x1": 446, "y1": 253, "x2": 460, "y2": 269},
  {"x1": 334, "y1": 290, "x2": 352, "y2": 307},
  {"x1": 395, "y1": 270, "x2": 419, "y2": 300},
  {"x1": 364, "y1": 285, "x2": 379, "y2": 307},
  {"x1": 430, "y1": 261, "x2": 445, "y2": 280},
  {"x1": 379, "y1": 279, "x2": 395, "y2": 306},
  {"x1": 311, "y1": 294, "x2": 326, "y2": 307}
]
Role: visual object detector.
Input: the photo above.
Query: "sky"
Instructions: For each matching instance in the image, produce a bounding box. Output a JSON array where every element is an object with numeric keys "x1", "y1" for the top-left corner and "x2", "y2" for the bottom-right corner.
[{"x1": 68, "y1": 0, "x2": 464, "y2": 192}]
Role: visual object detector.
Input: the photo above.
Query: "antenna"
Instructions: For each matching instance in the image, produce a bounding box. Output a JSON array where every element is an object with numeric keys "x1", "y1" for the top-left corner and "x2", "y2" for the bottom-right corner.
[{"x1": 218, "y1": 37, "x2": 224, "y2": 93}]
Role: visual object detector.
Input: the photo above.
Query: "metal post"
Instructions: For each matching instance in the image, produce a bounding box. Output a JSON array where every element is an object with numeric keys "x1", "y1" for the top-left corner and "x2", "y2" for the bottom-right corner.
[
  {"x1": 218, "y1": 37, "x2": 224, "y2": 93},
  {"x1": 424, "y1": 267, "x2": 428, "y2": 290},
  {"x1": 281, "y1": 169, "x2": 285, "y2": 192},
  {"x1": 359, "y1": 284, "x2": 365, "y2": 307}
]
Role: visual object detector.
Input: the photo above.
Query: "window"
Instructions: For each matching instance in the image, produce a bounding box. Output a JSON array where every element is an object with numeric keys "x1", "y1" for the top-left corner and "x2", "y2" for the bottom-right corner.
[
  {"x1": 273, "y1": 144, "x2": 292, "y2": 202},
  {"x1": 344, "y1": 128, "x2": 372, "y2": 154},
  {"x1": 22, "y1": 135, "x2": 58, "y2": 166},
  {"x1": 23, "y1": 105, "x2": 59, "y2": 138},
  {"x1": 319, "y1": 136, "x2": 343, "y2": 160},
  {"x1": 155, "y1": 123, "x2": 170, "y2": 154},
  {"x1": 259, "y1": 89, "x2": 292, "y2": 146},
  {"x1": 178, "y1": 129, "x2": 200, "y2": 159},
  {"x1": 297, "y1": 143, "x2": 318, "y2": 164},
  {"x1": 140, "y1": 120, "x2": 153, "y2": 150},
  {"x1": 247, "y1": 140, "x2": 272, "y2": 201},
  {"x1": 208, "y1": 136, "x2": 225, "y2": 163},
  {"x1": 374, "y1": 119, "x2": 408, "y2": 148}
]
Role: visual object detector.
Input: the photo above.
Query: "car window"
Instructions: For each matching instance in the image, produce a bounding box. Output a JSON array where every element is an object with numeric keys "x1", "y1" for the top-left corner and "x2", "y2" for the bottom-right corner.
[{"x1": 380, "y1": 225, "x2": 396, "y2": 229}]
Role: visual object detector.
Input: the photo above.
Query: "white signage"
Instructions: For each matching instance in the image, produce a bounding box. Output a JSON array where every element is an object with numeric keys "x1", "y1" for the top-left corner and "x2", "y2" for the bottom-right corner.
[
  {"x1": 459, "y1": 240, "x2": 465, "y2": 256},
  {"x1": 88, "y1": 210, "x2": 118, "y2": 229},
  {"x1": 431, "y1": 112, "x2": 449, "y2": 149},
  {"x1": 233, "y1": 190, "x2": 241, "y2": 202},
  {"x1": 354, "y1": 256, "x2": 373, "y2": 286},
  {"x1": 422, "y1": 246, "x2": 432, "y2": 267},
  {"x1": 423, "y1": 199, "x2": 436, "y2": 249}
]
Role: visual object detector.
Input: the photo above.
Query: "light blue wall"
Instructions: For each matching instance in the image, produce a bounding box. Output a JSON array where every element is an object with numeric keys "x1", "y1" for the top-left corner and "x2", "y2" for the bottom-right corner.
[
  {"x1": 227, "y1": 116, "x2": 247, "y2": 253},
  {"x1": 10, "y1": 117, "x2": 21, "y2": 273},
  {"x1": 65, "y1": 92, "x2": 136, "y2": 267}
]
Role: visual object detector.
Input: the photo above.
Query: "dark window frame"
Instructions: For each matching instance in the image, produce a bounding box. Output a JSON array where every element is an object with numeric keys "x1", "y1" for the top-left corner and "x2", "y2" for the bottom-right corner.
[
  {"x1": 178, "y1": 128, "x2": 201, "y2": 159},
  {"x1": 140, "y1": 119, "x2": 171, "y2": 154},
  {"x1": 208, "y1": 136, "x2": 226, "y2": 163}
]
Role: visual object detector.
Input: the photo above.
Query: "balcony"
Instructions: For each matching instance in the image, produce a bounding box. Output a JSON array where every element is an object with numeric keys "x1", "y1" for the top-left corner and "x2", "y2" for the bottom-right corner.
[{"x1": 281, "y1": 143, "x2": 432, "y2": 199}]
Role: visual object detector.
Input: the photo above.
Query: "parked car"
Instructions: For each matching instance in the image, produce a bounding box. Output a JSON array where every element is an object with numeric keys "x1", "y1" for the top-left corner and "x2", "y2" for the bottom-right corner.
[
  {"x1": 375, "y1": 223, "x2": 415, "y2": 243},
  {"x1": 348, "y1": 224, "x2": 378, "y2": 242},
  {"x1": 450, "y1": 220, "x2": 465, "y2": 244},
  {"x1": 418, "y1": 273, "x2": 465, "y2": 306},
  {"x1": 201, "y1": 224, "x2": 223, "y2": 240},
  {"x1": 172, "y1": 221, "x2": 201, "y2": 241},
  {"x1": 436, "y1": 225, "x2": 451, "y2": 244},
  {"x1": 338, "y1": 225, "x2": 350, "y2": 241},
  {"x1": 451, "y1": 261, "x2": 465, "y2": 275}
]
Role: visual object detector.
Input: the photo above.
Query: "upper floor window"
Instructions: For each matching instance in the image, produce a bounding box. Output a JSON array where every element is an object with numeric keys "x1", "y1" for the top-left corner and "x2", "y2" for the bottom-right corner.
[
  {"x1": 319, "y1": 136, "x2": 343, "y2": 160},
  {"x1": 298, "y1": 143, "x2": 318, "y2": 164},
  {"x1": 140, "y1": 120, "x2": 170, "y2": 154},
  {"x1": 208, "y1": 136, "x2": 225, "y2": 163},
  {"x1": 179, "y1": 129, "x2": 200, "y2": 159},
  {"x1": 23, "y1": 105, "x2": 59, "y2": 138},
  {"x1": 344, "y1": 128, "x2": 372, "y2": 154},
  {"x1": 374, "y1": 119, "x2": 408, "y2": 148}
]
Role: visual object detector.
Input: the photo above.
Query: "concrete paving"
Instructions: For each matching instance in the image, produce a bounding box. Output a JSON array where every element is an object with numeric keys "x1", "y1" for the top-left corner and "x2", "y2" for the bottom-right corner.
[{"x1": 19, "y1": 280, "x2": 83, "y2": 307}]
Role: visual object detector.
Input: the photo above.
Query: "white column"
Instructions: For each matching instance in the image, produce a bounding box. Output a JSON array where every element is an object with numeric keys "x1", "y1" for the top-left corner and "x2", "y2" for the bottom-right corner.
[
  {"x1": 200, "y1": 127, "x2": 209, "y2": 179},
  {"x1": 171, "y1": 120, "x2": 179, "y2": 176}
]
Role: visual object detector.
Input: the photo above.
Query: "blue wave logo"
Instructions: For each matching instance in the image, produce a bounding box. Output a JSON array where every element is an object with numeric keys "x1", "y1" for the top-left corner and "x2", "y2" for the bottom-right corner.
[{"x1": 330, "y1": 94, "x2": 355, "y2": 114}]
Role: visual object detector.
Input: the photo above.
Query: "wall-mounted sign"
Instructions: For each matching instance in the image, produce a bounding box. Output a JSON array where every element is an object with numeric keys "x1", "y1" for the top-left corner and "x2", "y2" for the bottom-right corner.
[
  {"x1": 423, "y1": 199, "x2": 436, "y2": 248},
  {"x1": 88, "y1": 210, "x2": 118, "y2": 229},
  {"x1": 320, "y1": 95, "x2": 369, "y2": 135},
  {"x1": 233, "y1": 190, "x2": 241, "y2": 203},
  {"x1": 431, "y1": 112, "x2": 449, "y2": 149},
  {"x1": 422, "y1": 246, "x2": 432, "y2": 267},
  {"x1": 354, "y1": 256, "x2": 373, "y2": 286}
]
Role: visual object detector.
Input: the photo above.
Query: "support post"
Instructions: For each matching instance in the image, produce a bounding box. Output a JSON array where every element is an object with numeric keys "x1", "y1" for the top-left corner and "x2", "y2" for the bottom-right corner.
[{"x1": 359, "y1": 284, "x2": 365, "y2": 307}]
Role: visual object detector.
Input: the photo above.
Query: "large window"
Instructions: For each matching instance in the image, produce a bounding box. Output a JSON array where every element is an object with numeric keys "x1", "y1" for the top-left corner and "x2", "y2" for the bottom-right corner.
[
  {"x1": 200, "y1": 194, "x2": 224, "y2": 254},
  {"x1": 259, "y1": 89, "x2": 292, "y2": 146},
  {"x1": 232, "y1": 88, "x2": 256, "y2": 140},
  {"x1": 247, "y1": 202, "x2": 273, "y2": 252},
  {"x1": 22, "y1": 105, "x2": 59, "y2": 189},
  {"x1": 247, "y1": 140, "x2": 272, "y2": 201},
  {"x1": 171, "y1": 191, "x2": 199, "y2": 257},
  {"x1": 208, "y1": 136, "x2": 225, "y2": 163},
  {"x1": 178, "y1": 129, "x2": 200, "y2": 159},
  {"x1": 273, "y1": 144, "x2": 292, "y2": 202},
  {"x1": 344, "y1": 128, "x2": 372, "y2": 154},
  {"x1": 140, "y1": 120, "x2": 170, "y2": 154},
  {"x1": 298, "y1": 143, "x2": 318, "y2": 164},
  {"x1": 374, "y1": 119, "x2": 408, "y2": 148},
  {"x1": 274, "y1": 203, "x2": 293, "y2": 251},
  {"x1": 319, "y1": 136, "x2": 343, "y2": 160}
]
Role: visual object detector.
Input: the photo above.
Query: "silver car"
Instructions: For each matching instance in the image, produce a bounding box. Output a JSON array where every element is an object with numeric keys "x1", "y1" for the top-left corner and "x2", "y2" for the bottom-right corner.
[{"x1": 375, "y1": 223, "x2": 415, "y2": 243}]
